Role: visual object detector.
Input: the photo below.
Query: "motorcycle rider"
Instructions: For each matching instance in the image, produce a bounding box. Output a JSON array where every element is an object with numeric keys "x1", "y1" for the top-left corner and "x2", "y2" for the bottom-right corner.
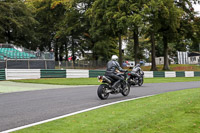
[
  {"x1": 105, "y1": 55, "x2": 127, "y2": 89},
  {"x1": 131, "y1": 64, "x2": 144, "y2": 79}
]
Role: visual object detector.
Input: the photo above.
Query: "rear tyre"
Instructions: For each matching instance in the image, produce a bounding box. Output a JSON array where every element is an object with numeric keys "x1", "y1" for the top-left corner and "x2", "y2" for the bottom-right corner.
[
  {"x1": 97, "y1": 84, "x2": 109, "y2": 100},
  {"x1": 121, "y1": 82, "x2": 130, "y2": 96}
]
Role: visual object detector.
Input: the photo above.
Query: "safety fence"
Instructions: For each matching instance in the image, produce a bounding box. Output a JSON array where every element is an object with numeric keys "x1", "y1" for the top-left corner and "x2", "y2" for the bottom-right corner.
[
  {"x1": 0, "y1": 60, "x2": 55, "y2": 69},
  {"x1": 0, "y1": 69, "x2": 200, "y2": 80}
]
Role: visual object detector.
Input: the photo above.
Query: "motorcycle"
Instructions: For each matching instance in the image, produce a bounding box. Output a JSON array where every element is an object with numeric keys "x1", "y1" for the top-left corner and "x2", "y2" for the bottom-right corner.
[
  {"x1": 127, "y1": 71, "x2": 144, "y2": 86},
  {"x1": 97, "y1": 71, "x2": 130, "y2": 100}
]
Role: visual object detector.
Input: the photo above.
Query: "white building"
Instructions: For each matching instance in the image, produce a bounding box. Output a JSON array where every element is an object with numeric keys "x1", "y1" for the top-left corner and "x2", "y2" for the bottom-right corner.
[{"x1": 188, "y1": 52, "x2": 200, "y2": 64}]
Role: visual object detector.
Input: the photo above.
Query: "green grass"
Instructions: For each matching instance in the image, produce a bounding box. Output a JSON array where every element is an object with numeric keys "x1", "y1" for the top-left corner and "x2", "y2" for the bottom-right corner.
[
  {"x1": 144, "y1": 77, "x2": 200, "y2": 83},
  {"x1": 13, "y1": 77, "x2": 200, "y2": 85},
  {"x1": 141, "y1": 64, "x2": 200, "y2": 71},
  {"x1": 12, "y1": 78, "x2": 101, "y2": 85},
  {"x1": 14, "y1": 88, "x2": 200, "y2": 133}
]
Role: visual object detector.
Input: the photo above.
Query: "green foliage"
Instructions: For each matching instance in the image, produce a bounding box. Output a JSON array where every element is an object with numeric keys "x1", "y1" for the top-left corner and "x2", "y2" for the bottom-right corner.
[
  {"x1": 0, "y1": 0, "x2": 38, "y2": 46},
  {"x1": 1, "y1": 0, "x2": 200, "y2": 64},
  {"x1": 26, "y1": 0, "x2": 67, "y2": 50},
  {"x1": 93, "y1": 38, "x2": 118, "y2": 61}
]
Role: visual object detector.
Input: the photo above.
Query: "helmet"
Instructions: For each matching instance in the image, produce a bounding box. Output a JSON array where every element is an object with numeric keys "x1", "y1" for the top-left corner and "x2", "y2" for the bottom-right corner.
[
  {"x1": 136, "y1": 64, "x2": 140, "y2": 67},
  {"x1": 111, "y1": 55, "x2": 118, "y2": 61}
]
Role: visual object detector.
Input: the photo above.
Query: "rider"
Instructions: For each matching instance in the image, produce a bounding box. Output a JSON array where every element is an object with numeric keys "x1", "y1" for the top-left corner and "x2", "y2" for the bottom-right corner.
[
  {"x1": 105, "y1": 55, "x2": 127, "y2": 88},
  {"x1": 131, "y1": 64, "x2": 144, "y2": 78}
]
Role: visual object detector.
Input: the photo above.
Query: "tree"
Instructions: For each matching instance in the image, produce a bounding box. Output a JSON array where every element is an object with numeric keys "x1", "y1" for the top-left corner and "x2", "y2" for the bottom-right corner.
[
  {"x1": 87, "y1": 0, "x2": 129, "y2": 66},
  {"x1": 25, "y1": 0, "x2": 68, "y2": 63},
  {"x1": 155, "y1": 0, "x2": 183, "y2": 70},
  {"x1": 0, "y1": 0, "x2": 38, "y2": 46},
  {"x1": 143, "y1": 0, "x2": 162, "y2": 71}
]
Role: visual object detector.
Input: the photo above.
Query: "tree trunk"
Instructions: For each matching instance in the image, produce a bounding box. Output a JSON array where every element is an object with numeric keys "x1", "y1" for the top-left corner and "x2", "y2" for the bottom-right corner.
[
  {"x1": 65, "y1": 43, "x2": 68, "y2": 61},
  {"x1": 163, "y1": 35, "x2": 170, "y2": 70},
  {"x1": 118, "y1": 34, "x2": 122, "y2": 67},
  {"x1": 71, "y1": 36, "x2": 75, "y2": 69},
  {"x1": 6, "y1": 28, "x2": 11, "y2": 43},
  {"x1": 150, "y1": 33, "x2": 157, "y2": 71},
  {"x1": 134, "y1": 27, "x2": 139, "y2": 65},
  {"x1": 55, "y1": 40, "x2": 58, "y2": 61},
  {"x1": 59, "y1": 44, "x2": 63, "y2": 62}
]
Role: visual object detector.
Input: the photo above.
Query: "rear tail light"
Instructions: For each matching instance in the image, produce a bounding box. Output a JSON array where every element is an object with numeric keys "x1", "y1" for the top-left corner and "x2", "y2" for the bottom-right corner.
[{"x1": 98, "y1": 76, "x2": 103, "y2": 80}]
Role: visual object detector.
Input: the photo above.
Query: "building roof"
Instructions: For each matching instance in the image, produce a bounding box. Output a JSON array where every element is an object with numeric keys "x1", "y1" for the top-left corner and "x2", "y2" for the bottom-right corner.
[{"x1": 188, "y1": 52, "x2": 200, "y2": 57}]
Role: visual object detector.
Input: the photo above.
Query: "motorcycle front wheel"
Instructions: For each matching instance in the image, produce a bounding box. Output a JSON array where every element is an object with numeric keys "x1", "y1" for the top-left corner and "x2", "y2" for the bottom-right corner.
[
  {"x1": 97, "y1": 84, "x2": 110, "y2": 100},
  {"x1": 138, "y1": 78, "x2": 143, "y2": 86},
  {"x1": 121, "y1": 82, "x2": 130, "y2": 96}
]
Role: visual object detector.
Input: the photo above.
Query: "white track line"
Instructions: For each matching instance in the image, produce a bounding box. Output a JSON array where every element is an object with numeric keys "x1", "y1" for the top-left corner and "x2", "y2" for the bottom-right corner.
[{"x1": 1, "y1": 95, "x2": 154, "y2": 133}]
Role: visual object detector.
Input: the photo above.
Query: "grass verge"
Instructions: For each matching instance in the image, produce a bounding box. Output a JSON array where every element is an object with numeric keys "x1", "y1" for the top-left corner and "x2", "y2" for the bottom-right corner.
[
  {"x1": 14, "y1": 88, "x2": 200, "y2": 133},
  {"x1": 141, "y1": 64, "x2": 200, "y2": 71},
  {"x1": 13, "y1": 77, "x2": 200, "y2": 85}
]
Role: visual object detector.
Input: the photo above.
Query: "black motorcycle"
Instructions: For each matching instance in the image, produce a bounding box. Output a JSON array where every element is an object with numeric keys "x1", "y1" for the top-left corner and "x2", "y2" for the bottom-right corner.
[
  {"x1": 97, "y1": 71, "x2": 130, "y2": 100},
  {"x1": 127, "y1": 71, "x2": 144, "y2": 86}
]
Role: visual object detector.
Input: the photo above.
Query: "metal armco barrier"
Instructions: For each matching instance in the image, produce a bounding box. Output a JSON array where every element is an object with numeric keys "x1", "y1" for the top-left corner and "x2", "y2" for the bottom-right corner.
[
  {"x1": 41, "y1": 69, "x2": 66, "y2": 78},
  {"x1": 0, "y1": 69, "x2": 5, "y2": 80}
]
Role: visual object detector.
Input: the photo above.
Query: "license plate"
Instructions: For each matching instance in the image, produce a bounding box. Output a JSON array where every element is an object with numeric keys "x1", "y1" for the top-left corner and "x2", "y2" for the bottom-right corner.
[{"x1": 98, "y1": 79, "x2": 103, "y2": 82}]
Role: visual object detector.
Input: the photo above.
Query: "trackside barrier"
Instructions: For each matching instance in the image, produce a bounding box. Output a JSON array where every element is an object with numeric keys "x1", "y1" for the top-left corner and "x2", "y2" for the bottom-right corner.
[
  {"x1": 66, "y1": 69, "x2": 89, "y2": 78},
  {"x1": 185, "y1": 71, "x2": 194, "y2": 77},
  {"x1": 144, "y1": 71, "x2": 153, "y2": 78},
  {"x1": 176, "y1": 71, "x2": 185, "y2": 77},
  {"x1": 194, "y1": 72, "x2": 200, "y2": 77},
  {"x1": 89, "y1": 70, "x2": 106, "y2": 78},
  {"x1": 88, "y1": 71, "x2": 199, "y2": 78},
  {"x1": 0, "y1": 69, "x2": 6, "y2": 80},
  {"x1": 41, "y1": 69, "x2": 66, "y2": 78},
  {"x1": 6, "y1": 69, "x2": 40, "y2": 80},
  {"x1": 153, "y1": 71, "x2": 165, "y2": 77},
  {"x1": 165, "y1": 71, "x2": 176, "y2": 78},
  {"x1": 1, "y1": 70, "x2": 200, "y2": 80}
]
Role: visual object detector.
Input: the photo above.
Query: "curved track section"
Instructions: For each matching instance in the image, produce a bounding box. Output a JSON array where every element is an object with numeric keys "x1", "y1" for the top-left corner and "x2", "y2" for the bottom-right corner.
[{"x1": 0, "y1": 81, "x2": 200, "y2": 132}]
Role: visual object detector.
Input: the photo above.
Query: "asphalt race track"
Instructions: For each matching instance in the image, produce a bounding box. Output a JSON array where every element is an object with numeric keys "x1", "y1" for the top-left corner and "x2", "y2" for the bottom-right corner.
[{"x1": 0, "y1": 81, "x2": 200, "y2": 132}]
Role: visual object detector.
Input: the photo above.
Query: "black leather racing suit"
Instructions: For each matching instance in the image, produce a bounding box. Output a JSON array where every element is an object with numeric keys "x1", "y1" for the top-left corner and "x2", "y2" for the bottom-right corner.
[{"x1": 105, "y1": 60, "x2": 126, "y2": 87}]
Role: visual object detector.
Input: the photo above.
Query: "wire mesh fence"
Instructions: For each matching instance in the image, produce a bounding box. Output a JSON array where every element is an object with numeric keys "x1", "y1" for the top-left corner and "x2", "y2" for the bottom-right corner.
[
  {"x1": 0, "y1": 60, "x2": 107, "y2": 69},
  {"x1": 0, "y1": 59, "x2": 55, "y2": 69},
  {"x1": 55, "y1": 60, "x2": 107, "y2": 69}
]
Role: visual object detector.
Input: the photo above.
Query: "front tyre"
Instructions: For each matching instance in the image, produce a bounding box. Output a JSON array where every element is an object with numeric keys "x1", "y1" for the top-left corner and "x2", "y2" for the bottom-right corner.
[
  {"x1": 97, "y1": 84, "x2": 109, "y2": 100},
  {"x1": 121, "y1": 82, "x2": 130, "y2": 96},
  {"x1": 138, "y1": 77, "x2": 143, "y2": 86}
]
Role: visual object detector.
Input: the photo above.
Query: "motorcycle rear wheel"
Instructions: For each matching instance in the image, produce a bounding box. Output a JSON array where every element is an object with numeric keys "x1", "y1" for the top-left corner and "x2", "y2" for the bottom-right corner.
[{"x1": 97, "y1": 84, "x2": 110, "y2": 100}]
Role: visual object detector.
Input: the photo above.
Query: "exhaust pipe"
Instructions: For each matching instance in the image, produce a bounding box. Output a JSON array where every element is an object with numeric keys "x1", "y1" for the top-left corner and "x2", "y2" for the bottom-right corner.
[{"x1": 102, "y1": 76, "x2": 111, "y2": 83}]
